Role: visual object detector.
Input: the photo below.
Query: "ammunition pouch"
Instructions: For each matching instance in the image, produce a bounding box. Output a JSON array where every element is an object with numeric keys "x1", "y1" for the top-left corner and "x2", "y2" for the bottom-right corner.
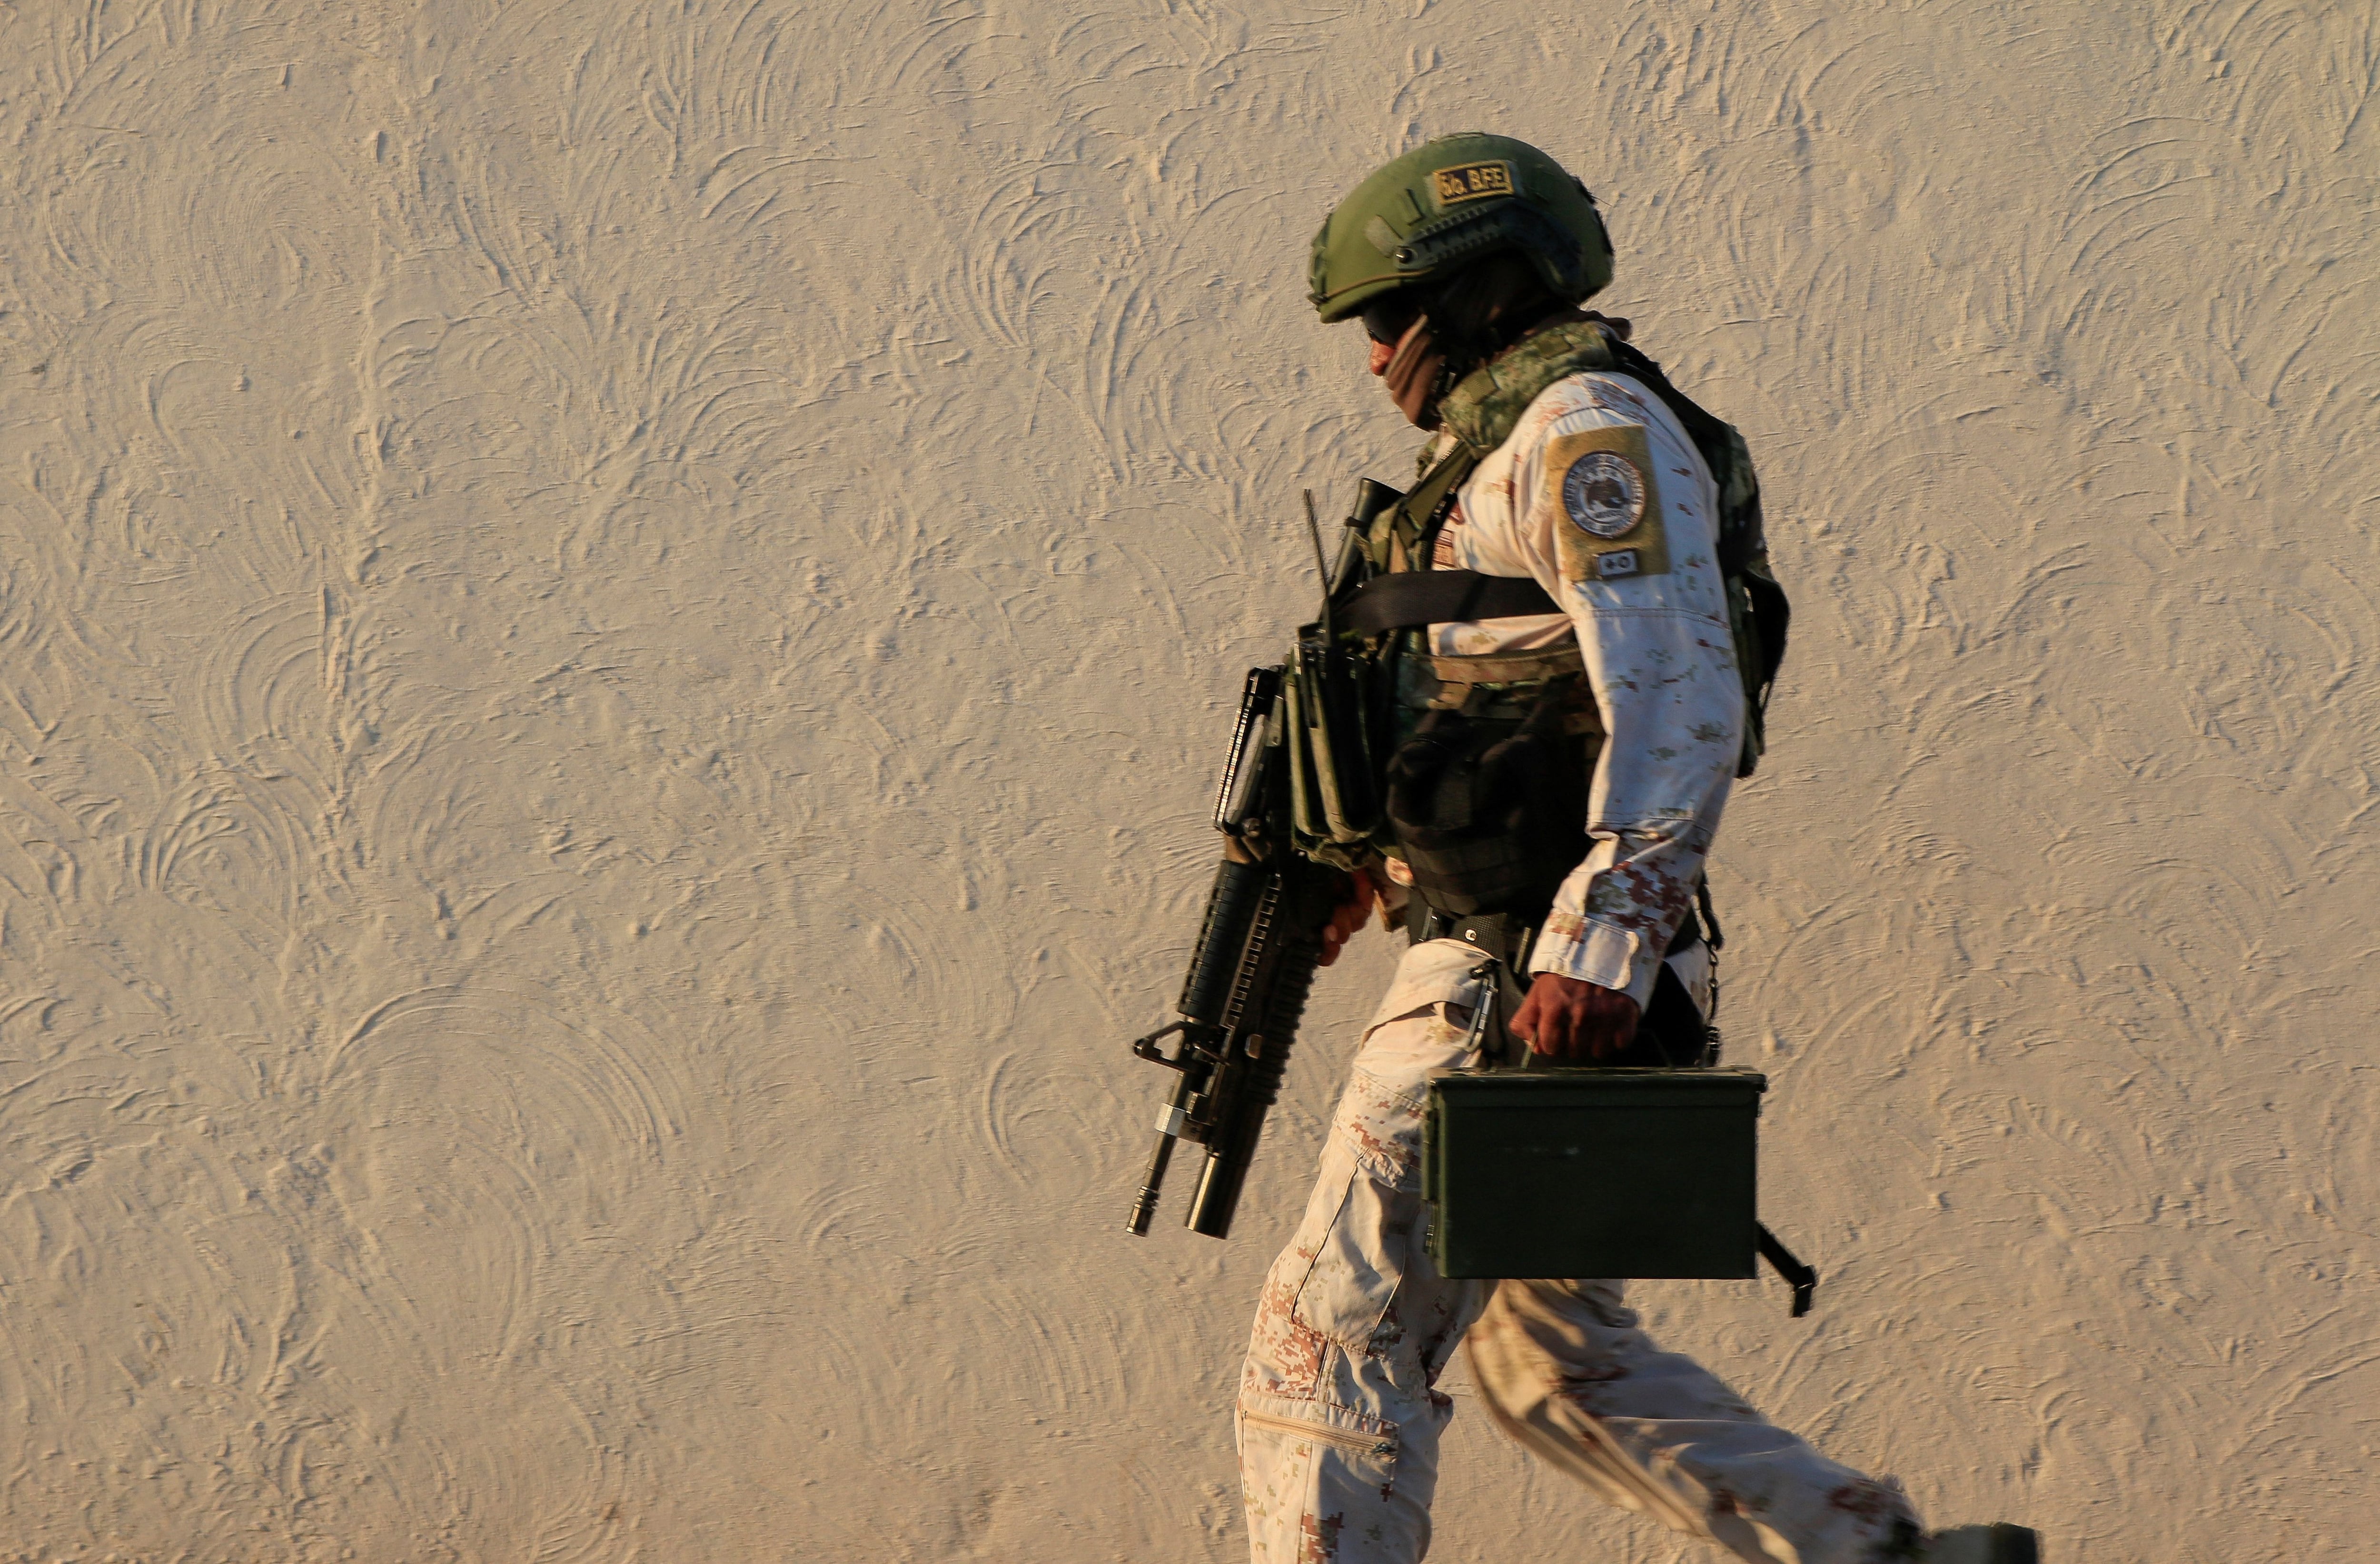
[
  {"x1": 1384, "y1": 666, "x2": 1596, "y2": 919},
  {"x1": 1280, "y1": 631, "x2": 1383, "y2": 868}
]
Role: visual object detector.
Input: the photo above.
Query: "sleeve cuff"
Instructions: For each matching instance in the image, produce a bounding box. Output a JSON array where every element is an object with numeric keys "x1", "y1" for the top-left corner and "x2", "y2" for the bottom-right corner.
[{"x1": 1528, "y1": 912, "x2": 1665, "y2": 1009}]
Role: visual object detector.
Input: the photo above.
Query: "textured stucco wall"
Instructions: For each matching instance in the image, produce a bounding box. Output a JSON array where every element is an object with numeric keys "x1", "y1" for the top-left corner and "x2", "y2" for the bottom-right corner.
[{"x1": 0, "y1": 2, "x2": 2373, "y2": 1559}]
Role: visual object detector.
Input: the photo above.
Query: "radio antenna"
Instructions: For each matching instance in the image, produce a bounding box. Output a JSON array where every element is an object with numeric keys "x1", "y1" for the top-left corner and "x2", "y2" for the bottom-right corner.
[{"x1": 1302, "y1": 489, "x2": 1332, "y2": 624}]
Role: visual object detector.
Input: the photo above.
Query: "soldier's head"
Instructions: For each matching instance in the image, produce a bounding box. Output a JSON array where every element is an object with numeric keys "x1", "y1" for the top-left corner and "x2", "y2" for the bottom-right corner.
[{"x1": 1309, "y1": 134, "x2": 1613, "y2": 428}]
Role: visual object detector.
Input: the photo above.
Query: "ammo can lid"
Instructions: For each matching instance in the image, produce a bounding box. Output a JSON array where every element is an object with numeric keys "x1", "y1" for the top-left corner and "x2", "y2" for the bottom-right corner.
[{"x1": 1427, "y1": 1066, "x2": 1769, "y2": 1111}]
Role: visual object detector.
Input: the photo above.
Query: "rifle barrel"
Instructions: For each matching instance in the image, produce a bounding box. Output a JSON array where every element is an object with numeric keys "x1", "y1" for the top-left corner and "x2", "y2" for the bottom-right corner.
[{"x1": 1126, "y1": 1130, "x2": 1175, "y2": 1235}]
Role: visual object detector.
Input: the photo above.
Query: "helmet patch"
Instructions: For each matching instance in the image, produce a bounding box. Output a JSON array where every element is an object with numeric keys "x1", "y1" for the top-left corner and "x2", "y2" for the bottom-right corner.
[
  {"x1": 1430, "y1": 161, "x2": 1515, "y2": 207},
  {"x1": 1562, "y1": 450, "x2": 1646, "y2": 538}
]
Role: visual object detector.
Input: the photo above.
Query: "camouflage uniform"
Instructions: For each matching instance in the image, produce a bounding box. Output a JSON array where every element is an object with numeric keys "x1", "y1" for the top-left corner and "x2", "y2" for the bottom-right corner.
[{"x1": 1237, "y1": 373, "x2": 1921, "y2": 1564}]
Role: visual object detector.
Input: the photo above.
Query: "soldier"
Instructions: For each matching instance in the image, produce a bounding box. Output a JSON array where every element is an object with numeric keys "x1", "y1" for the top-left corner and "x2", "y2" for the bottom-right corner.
[{"x1": 1235, "y1": 134, "x2": 2037, "y2": 1564}]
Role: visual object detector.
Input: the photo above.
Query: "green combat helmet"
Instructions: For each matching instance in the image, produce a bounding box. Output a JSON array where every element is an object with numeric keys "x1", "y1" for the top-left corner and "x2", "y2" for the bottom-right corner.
[{"x1": 1308, "y1": 133, "x2": 1614, "y2": 324}]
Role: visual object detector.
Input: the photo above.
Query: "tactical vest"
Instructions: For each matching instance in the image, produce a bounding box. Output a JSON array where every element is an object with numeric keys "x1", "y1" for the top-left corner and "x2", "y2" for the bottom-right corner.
[
  {"x1": 1359, "y1": 317, "x2": 1787, "y2": 777},
  {"x1": 1287, "y1": 318, "x2": 1789, "y2": 919}
]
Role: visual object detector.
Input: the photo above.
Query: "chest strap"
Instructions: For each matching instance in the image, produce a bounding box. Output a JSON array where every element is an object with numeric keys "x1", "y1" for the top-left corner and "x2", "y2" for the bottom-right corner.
[{"x1": 1342, "y1": 570, "x2": 1560, "y2": 636}]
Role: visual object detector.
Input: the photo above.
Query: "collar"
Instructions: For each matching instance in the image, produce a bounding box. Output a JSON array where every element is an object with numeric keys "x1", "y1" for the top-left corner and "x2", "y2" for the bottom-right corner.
[{"x1": 1434, "y1": 317, "x2": 1625, "y2": 456}]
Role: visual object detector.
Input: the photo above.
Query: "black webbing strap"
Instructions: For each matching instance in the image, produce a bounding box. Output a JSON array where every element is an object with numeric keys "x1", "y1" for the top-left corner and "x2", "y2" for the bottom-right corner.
[
  {"x1": 1696, "y1": 877, "x2": 1724, "y2": 952},
  {"x1": 1342, "y1": 570, "x2": 1560, "y2": 636},
  {"x1": 1756, "y1": 1224, "x2": 1818, "y2": 1317}
]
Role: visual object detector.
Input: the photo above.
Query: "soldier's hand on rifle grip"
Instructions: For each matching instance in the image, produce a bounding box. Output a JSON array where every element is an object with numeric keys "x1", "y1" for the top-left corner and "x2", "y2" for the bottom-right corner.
[
  {"x1": 1511, "y1": 972, "x2": 1640, "y2": 1061},
  {"x1": 1317, "y1": 868, "x2": 1377, "y2": 969}
]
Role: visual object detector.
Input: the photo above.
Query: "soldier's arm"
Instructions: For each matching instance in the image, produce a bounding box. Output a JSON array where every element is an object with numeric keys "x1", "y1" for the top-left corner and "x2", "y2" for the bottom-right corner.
[{"x1": 1504, "y1": 377, "x2": 1746, "y2": 1016}]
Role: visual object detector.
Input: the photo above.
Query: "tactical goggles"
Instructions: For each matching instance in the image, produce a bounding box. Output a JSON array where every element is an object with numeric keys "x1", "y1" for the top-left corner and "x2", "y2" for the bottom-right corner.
[{"x1": 1361, "y1": 297, "x2": 1426, "y2": 346}]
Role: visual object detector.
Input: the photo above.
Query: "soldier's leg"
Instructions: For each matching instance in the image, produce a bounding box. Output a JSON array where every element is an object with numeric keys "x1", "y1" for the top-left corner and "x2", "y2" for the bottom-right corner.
[
  {"x1": 1463, "y1": 942, "x2": 1923, "y2": 1564},
  {"x1": 1237, "y1": 939, "x2": 1497, "y2": 1564},
  {"x1": 1466, "y1": 1278, "x2": 1919, "y2": 1564}
]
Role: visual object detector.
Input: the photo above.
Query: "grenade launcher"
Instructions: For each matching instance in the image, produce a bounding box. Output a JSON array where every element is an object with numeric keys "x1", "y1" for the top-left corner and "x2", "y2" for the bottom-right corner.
[{"x1": 1124, "y1": 666, "x2": 1351, "y2": 1239}]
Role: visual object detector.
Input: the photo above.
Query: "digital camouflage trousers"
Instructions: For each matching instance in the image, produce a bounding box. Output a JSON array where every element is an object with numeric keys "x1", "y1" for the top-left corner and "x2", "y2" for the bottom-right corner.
[{"x1": 1237, "y1": 937, "x2": 1920, "y2": 1564}]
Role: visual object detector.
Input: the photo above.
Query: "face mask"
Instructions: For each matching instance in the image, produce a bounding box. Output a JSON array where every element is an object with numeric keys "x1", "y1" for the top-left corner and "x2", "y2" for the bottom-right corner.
[{"x1": 1382, "y1": 315, "x2": 1448, "y2": 430}]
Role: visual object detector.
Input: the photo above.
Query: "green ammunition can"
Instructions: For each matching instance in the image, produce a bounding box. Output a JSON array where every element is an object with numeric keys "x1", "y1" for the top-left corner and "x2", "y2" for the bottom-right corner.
[{"x1": 1421, "y1": 1067, "x2": 1769, "y2": 1280}]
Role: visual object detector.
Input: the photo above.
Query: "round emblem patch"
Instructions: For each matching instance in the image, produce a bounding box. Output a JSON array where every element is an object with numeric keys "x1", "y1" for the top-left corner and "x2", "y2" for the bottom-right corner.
[{"x1": 1561, "y1": 450, "x2": 1647, "y2": 538}]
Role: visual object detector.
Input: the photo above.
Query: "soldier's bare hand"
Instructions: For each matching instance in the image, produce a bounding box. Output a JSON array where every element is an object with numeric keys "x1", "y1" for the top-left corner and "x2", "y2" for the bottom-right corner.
[
  {"x1": 1318, "y1": 870, "x2": 1377, "y2": 969},
  {"x1": 1511, "y1": 972, "x2": 1640, "y2": 1061}
]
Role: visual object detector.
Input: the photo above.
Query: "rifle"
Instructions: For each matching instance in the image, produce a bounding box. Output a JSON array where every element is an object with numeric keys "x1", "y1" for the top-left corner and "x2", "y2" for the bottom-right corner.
[
  {"x1": 1124, "y1": 665, "x2": 1350, "y2": 1239},
  {"x1": 1124, "y1": 483, "x2": 1401, "y2": 1239}
]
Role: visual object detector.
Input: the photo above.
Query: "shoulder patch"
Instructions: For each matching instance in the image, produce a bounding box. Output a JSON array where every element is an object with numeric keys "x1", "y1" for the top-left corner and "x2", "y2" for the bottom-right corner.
[{"x1": 1545, "y1": 424, "x2": 1668, "y2": 581}]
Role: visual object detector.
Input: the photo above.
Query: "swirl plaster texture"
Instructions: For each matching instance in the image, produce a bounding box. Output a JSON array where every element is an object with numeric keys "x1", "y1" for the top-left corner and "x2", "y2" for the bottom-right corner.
[{"x1": 0, "y1": 1, "x2": 2372, "y2": 1560}]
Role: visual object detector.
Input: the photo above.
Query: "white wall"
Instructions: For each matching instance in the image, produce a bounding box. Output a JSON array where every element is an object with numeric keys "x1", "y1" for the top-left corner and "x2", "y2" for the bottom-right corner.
[{"x1": 0, "y1": 2, "x2": 2372, "y2": 1558}]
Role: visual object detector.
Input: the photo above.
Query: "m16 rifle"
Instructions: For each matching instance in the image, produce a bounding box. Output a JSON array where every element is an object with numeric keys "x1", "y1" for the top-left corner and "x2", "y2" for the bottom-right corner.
[
  {"x1": 1122, "y1": 483, "x2": 1404, "y2": 1241},
  {"x1": 1123, "y1": 666, "x2": 1350, "y2": 1239}
]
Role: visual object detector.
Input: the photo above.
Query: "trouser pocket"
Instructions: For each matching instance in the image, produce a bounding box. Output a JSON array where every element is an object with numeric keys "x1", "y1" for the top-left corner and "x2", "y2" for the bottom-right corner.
[
  {"x1": 1238, "y1": 1390, "x2": 1417, "y2": 1564},
  {"x1": 1289, "y1": 1149, "x2": 1409, "y2": 1354},
  {"x1": 1237, "y1": 1396, "x2": 1401, "y2": 1464}
]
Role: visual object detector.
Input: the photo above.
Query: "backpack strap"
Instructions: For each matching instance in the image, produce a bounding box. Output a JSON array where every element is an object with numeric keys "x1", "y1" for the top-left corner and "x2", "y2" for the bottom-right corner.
[
  {"x1": 1603, "y1": 340, "x2": 1792, "y2": 777},
  {"x1": 1365, "y1": 444, "x2": 1477, "y2": 576}
]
